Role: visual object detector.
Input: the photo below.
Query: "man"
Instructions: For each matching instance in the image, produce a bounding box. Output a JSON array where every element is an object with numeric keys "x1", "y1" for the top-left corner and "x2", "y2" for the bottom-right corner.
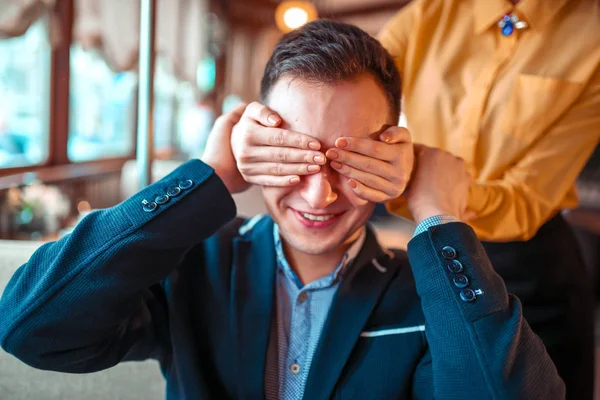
[
  {"x1": 0, "y1": 21, "x2": 563, "y2": 399},
  {"x1": 233, "y1": 2, "x2": 600, "y2": 397}
]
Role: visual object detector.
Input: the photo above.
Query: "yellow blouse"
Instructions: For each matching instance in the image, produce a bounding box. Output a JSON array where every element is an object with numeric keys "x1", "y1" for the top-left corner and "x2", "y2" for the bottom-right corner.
[{"x1": 378, "y1": 0, "x2": 600, "y2": 241}]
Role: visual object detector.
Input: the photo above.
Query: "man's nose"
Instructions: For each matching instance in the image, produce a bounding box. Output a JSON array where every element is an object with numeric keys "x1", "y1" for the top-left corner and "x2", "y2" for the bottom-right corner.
[{"x1": 299, "y1": 168, "x2": 338, "y2": 209}]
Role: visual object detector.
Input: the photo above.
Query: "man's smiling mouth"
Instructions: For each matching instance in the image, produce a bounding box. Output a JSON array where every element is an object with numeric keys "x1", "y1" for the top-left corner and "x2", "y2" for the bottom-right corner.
[
  {"x1": 301, "y1": 213, "x2": 335, "y2": 221},
  {"x1": 291, "y1": 209, "x2": 345, "y2": 228}
]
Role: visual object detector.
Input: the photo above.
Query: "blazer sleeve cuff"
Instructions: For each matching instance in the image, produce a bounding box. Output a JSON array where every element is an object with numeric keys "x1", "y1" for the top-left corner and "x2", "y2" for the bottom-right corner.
[
  {"x1": 116, "y1": 159, "x2": 237, "y2": 246},
  {"x1": 407, "y1": 222, "x2": 509, "y2": 323}
]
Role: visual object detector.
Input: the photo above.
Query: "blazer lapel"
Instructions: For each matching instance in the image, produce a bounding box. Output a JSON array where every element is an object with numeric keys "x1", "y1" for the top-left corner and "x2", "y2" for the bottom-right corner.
[
  {"x1": 303, "y1": 227, "x2": 398, "y2": 400},
  {"x1": 231, "y1": 216, "x2": 277, "y2": 399}
]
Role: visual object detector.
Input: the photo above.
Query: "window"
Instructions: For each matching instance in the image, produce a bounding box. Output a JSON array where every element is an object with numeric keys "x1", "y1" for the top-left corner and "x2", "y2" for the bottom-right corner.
[
  {"x1": 174, "y1": 84, "x2": 216, "y2": 159},
  {"x1": 153, "y1": 57, "x2": 180, "y2": 155},
  {"x1": 154, "y1": 56, "x2": 216, "y2": 159},
  {"x1": 0, "y1": 19, "x2": 51, "y2": 168},
  {"x1": 68, "y1": 51, "x2": 208, "y2": 162},
  {"x1": 68, "y1": 45, "x2": 137, "y2": 162}
]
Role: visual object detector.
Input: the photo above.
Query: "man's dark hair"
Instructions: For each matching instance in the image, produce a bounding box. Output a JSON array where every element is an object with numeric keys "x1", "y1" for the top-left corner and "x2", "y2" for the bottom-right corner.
[{"x1": 260, "y1": 19, "x2": 401, "y2": 121}]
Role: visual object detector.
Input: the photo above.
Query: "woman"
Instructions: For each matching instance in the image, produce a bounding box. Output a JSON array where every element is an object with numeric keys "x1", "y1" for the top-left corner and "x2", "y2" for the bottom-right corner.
[{"x1": 377, "y1": 1, "x2": 599, "y2": 398}]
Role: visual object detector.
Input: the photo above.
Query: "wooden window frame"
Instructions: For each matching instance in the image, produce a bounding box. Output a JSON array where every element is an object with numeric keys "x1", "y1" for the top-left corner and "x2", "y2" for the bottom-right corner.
[{"x1": 0, "y1": 0, "x2": 134, "y2": 181}]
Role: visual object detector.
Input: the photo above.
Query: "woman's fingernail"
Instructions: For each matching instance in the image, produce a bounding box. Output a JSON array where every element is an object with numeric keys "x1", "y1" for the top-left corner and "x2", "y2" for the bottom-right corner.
[
  {"x1": 380, "y1": 134, "x2": 391, "y2": 143},
  {"x1": 330, "y1": 161, "x2": 342, "y2": 169},
  {"x1": 267, "y1": 114, "x2": 280, "y2": 125},
  {"x1": 348, "y1": 179, "x2": 358, "y2": 189},
  {"x1": 336, "y1": 138, "x2": 348, "y2": 148},
  {"x1": 314, "y1": 155, "x2": 325, "y2": 163},
  {"x1": 289, "y1": 177, "x2": 300, "y2": 184},
  {"x1": 308, "y1": 165, "x2": 321, "y2": 172},
  {"x1": 308, "y1": 141, "x2": 321, "y2": 150},
  {"x1": 327, "y1": 150, "x2": 339, "y2": 160}
]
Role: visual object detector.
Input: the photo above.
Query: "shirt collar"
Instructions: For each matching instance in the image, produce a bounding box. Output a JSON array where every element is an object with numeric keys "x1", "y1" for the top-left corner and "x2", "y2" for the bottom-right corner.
[
  {"x1": 472, "y1": 0, "x2": 568, "y2": 35},
  {"x1": 516, "y1": 0, "x2": 569, "y2": 32},
  {"x1": 273, "y1": 223, "x2": 367, "y2": 289},
  {"x1": 472, "y1": 0, "x2": 513, "y2": 35}
]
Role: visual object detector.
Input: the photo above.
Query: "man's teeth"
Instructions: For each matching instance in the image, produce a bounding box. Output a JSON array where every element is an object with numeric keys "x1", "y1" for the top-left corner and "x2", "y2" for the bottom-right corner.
[{"x1": 301, "y1": 212, "x2": 335, "y2": 221}]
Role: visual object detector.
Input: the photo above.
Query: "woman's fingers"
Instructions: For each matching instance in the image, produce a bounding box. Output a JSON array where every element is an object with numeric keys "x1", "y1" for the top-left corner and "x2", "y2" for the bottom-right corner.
[
  {"x1": 240, "y1": 146, "x2": 326, "y2": 165},
  {"x1": 247, "y1": 125, "x2": 321, "y2": 150},
  {"x1": 331, "y1": 161, "x2": 402, "y2": 199},
  {"x1": 346, "y1": 179, "x2": 392, "y2": 203},
  {"x1": 244, "y1": 101, "x2": 283, "y2": 127},
  {"x1": 245, "y1": 174, "x2": 303, "y2": 187},
  {"x1": 240, "y1": 162, "x2": 321, "y2": 178},
  {"x1": 326, "y1": 148, "x2": 397, "y2": 183}
]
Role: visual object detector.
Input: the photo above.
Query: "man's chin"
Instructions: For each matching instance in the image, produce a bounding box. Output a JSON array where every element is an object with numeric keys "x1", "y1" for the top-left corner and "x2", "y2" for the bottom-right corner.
[{"x1": 284, "y1": 236, "x2": 343, "y2": 256}]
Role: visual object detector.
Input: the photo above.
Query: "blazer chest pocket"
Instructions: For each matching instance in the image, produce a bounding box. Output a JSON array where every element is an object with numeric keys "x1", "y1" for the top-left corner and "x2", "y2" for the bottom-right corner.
[
  {"x1": 502, "y1": 74, "x2": 583, "y2": 144},
  {"x1": 334, "y1": 325, "x2": 426, "y2": 399}
]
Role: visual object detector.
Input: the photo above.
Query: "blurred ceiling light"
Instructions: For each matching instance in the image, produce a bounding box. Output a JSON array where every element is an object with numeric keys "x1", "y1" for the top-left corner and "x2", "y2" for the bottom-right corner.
[
  {"x1": 284, "y1": 7, "x2": 308, "y2": 29},
  {"x1": 275, "y1": 1, "x2": 318, "y2": 33},
  {"x1": 77, "y1": 200, "x2": 92, "y2": 214}
]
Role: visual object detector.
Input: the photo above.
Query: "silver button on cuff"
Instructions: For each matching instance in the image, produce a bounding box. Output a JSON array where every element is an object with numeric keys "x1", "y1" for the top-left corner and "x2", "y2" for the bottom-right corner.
[
  {"x1": 167, "y1": 186, "x2": 182, "y2": 197},
  {"x1": 179, "y1": 179, "x2": 193, "y2": 190},
  {"x1": 447, "y1": 260, "x2": 463, "y2": 273},
  {"x1": 441, "y1": 246, "x2": 457, "y2": 260},
  {"x1": 290, "y1": 363, "x2": 301, "y2": 374},
  {"x1": 155, "y1": 194, "x2": 169, "y2": 205},
  {"x1": 453, "y1": 274, "x2": 469, "y2": 288},
  {"x1": 142, "y1": 201, "x2": 158, "y2": 213},
  {"x1": 460, "y1": 288, "x2": 477, "y2": 302}
]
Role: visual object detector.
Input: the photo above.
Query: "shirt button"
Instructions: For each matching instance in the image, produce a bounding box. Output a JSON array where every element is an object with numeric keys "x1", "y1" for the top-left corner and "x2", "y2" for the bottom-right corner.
[
  {"x1": 447, "y1": 260, "x2": 464, "y2": 273},
  {"x1": 441, "y1": 246, "x2": 457, "y2": 260},
  {"x1": 460, "y1": 288, "x2": 477, "y2": 302},
  {"x1": 290, "y1": 363, "x2": 301, "y2": 374},
  {"x1": 298, "y1": 292, "x2": 309, "y2": 303},
  {"x1": 167, "y1": 186, "x2": 182, "y2": 197},
  {"x1": 453, "y1": 274, "x2": 469, "y2": 288}
]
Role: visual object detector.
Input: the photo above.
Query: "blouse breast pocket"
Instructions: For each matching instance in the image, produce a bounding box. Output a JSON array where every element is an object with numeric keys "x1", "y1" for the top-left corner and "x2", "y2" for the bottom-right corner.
[{"x1": 501, "y1": 74, "x2": 584, "y2": 144}]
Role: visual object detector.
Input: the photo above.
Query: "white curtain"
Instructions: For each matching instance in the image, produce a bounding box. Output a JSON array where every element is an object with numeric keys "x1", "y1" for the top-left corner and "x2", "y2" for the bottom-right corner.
[
  {"x1": 74, "y1": 0, "x2": 209, "y2": 83},
  {"x1": 0, "y1": 0, "x2": 59, "y2": 42}
]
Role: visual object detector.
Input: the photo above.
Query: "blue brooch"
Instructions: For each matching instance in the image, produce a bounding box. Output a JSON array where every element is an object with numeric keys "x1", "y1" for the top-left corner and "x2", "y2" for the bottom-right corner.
[{"x1": 497, "y1": 13, "x2": 528, "y2": 36}]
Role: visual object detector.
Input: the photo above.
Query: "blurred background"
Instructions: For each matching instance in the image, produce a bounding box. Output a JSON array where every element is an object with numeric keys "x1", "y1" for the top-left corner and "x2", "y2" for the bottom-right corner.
[
  {"x1": 0, "y1": 0, "x2": 414, "y2": 239},
  {"x1": 0, "y1": 0, "x2": 598, "y2": 398}
]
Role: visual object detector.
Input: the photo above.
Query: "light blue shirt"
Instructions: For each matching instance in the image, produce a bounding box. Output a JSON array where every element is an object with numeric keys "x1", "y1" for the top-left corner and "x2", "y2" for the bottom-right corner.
[
  {"x1": 264, "y1": 215, "x2": 457, "y2": 400},
  {"x1": 265, "y1": 224, "x2": 366, "y2": 400}
]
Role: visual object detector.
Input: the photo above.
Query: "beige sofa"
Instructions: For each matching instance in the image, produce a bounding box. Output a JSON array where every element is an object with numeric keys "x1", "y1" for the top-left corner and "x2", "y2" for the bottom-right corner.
[{"x1": 0, "y1": 240, "x2": 165, "y2": 400}]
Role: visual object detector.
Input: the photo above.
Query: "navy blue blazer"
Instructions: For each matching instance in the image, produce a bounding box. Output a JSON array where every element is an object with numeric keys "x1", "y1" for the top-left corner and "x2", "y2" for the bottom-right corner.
[{"x1": 0, "y1": 160, "x2": 564, "y2": 399}]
